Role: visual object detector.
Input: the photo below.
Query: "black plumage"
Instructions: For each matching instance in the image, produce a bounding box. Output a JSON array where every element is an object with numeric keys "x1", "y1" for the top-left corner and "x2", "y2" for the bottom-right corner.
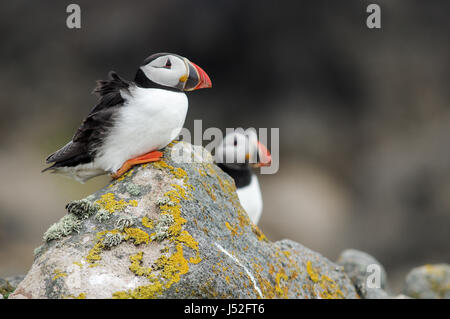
[
  {"x1": 217, "y1": 163, "x2": 252, "y2": 188},
  {"x1": 42, "y1": 72, "x2": 130, "y2": 172}
]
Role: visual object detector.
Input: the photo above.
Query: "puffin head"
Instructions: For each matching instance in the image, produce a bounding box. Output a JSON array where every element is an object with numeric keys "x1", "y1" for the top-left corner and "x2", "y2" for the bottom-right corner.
[
  {"x1": 215, "y1": 131, "x2": 272, "y2": 170},
  {"x1": 135, "y1": 52, "x2": 212, "y2": 91}
]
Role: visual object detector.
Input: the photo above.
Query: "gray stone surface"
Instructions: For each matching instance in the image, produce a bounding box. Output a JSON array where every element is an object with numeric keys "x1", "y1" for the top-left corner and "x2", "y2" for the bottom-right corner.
[
  {"x1": 403, "y1": 264, "x2": 450, "y2": 299},
  {"x1": 9, "y1": 142, "x2": 358, "y2": 299},
  {"x1": 0, "y1": 277, "x2": 15, "y2": 299},
  {"x1": 5, "y1": 275, "x2": 25, "y2": 289},
  {"x1": 337, "y1": 249, "x2": 390, "y2": 299}
]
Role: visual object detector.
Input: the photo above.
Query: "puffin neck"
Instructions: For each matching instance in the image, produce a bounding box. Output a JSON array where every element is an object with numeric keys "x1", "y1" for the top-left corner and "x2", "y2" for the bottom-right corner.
[{"x1": 217, "y1": 163, "x2": 253, "y2": 188}]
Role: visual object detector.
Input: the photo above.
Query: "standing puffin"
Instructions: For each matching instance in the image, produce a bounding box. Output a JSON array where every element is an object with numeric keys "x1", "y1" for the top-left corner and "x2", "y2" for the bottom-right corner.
[
  {"x1": 43, "y1": 53, "x2": 211, "y2": 182},
  {"x1": 215, "y1": 132, "x2": 272, "y2": 224}
]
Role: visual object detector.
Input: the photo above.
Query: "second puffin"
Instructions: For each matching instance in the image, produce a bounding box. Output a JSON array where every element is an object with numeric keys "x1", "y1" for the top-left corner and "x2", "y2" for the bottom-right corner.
[{"x1": 43, "y1": 53, "x2": 212, "y2": 182}]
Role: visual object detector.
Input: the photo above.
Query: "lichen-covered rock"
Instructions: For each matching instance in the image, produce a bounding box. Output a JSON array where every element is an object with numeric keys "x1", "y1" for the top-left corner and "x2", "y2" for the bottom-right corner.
[
  {"x1": 403, "y1": 264, "x2": 450, "y2": 299},
  {"x1": 0, "y1": 275, "x2": 25, "y2": 299},
  {"x1": 0, "y1": 278, "x2": 14, "y2": 298},
  {"x1": 9, "y1": 142, "x2": 358, "y2": 299},
  {"x1": 5, "y1": 275, "x2": 25, "y2": 289},
  {"x1": 336, "y1": 249, "x2": 390, "y2": 299}
]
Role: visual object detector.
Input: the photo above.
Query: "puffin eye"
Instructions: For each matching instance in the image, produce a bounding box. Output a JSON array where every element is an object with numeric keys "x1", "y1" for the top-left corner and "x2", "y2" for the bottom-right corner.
[{"x1": 164, "y1": 58, "x2": 172, "y2": 68}]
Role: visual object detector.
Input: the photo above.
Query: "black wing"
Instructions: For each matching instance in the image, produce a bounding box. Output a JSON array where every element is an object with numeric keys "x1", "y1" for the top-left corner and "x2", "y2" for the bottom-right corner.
[{"x1": 42, "y1": 72, "x2": 130, "y2": 171}]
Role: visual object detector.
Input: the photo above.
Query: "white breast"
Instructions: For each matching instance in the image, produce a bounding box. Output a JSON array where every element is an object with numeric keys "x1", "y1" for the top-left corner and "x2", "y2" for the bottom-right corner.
[
  {"x1": 95, "y1": 87, "x2": 188, "y2": 172},
  {"x1": 236, "y1": 175, "x2": 263, "y2": 225}
]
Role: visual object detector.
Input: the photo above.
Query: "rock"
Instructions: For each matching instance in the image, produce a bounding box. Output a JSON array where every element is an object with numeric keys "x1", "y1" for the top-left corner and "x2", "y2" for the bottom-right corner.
[
  {"x1": 9, "y1": 142, "x2": 358, "y2": 299},
  {"x1": 403, "y1": 264, "x2": 450, "y2": 299},
  {"x1": 337, "y1": 249, "x2": 390, "y2": 299},
  {"x1": 5, "y1": 275, "x2": 25, "y2": 289},
  {"x1": 393, "y1": 294, "x2": 412, "y2": 299},
  {"x1": 0, "y1": 278, "x2": 15, "y2": 299}
]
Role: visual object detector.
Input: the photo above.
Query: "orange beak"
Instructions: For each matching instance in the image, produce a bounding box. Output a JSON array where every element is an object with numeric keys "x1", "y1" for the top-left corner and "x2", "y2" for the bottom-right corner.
[
  {"x1": 254, "y1": 141, "x2": 272, "y2": 167},
  {"x1": 184, "y1": 60, "x2": 212, "y2": 91}
]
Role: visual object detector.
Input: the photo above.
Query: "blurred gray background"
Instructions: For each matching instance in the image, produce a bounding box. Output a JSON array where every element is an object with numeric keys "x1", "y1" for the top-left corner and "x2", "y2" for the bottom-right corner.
[{"x1": 0, "y1": 0, "x2": 449, "y2": 292}]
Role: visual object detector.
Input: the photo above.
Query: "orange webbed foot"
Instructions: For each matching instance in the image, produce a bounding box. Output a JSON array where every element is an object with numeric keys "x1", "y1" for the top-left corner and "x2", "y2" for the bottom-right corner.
[{"x1": 111, "y1": 150, "x2": 163, "y2": 179}]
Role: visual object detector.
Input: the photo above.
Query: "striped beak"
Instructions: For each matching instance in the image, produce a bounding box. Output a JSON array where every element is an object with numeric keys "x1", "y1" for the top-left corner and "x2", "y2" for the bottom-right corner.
[
  {"x1": 182, "y1": 60, "x2": 212, "y2": 91},
  {"x1": 250, "y1": 141, "x2": 272, "y2": 167}
]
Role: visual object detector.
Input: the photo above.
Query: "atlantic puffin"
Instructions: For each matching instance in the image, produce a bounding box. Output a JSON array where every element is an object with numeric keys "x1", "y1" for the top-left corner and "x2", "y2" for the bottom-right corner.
[
  {"x1": 43, "y1": 53, "x2": 212, "y2": 182},
  {"x1": 215, "y1": 131, "x2": 272, "y2": 224}
]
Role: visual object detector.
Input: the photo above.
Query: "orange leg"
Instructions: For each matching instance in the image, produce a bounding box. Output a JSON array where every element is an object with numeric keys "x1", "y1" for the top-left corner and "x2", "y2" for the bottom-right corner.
[{"x1": 111, "y1": 150, "x2": 163, "y2": 179}]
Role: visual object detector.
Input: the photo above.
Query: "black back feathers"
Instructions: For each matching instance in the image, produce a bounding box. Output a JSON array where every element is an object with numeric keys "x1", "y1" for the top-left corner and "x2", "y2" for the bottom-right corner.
[{"x1": 42, "y1": 72, "x2": 130, "y2": 172}]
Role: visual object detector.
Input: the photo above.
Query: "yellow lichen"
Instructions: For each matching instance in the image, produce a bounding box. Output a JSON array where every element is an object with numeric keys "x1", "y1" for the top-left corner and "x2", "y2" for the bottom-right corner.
[
  {"x1": 129, "y1": 200, "x2": 138, "y2": 207},
  {"x1": 306, "y1": 260, "x2": 344, "y2": 299},
  {"x1": 156, "y1": 244, "x2": 190, "y2": 286},
  {"x1": 251, "y1": 224, "x2": 268, "y2": 242},
  {"x1": 160, "y1": 189, "x2": 187, "y2": 237},
  {"x1": 113, "y1": 158, "x2": 203, "y2": 299},
  {"x1": 201, "y1": 181, "x2": 217, "y2": 201},
  {"x1": 274, "y1": 268, "x2": 289, "y2": 297},
  {"x1": 129, "y1": 252, "x2": 152, "y2": 277},
  {"x1": 115, "y1": 169, "x2": 135, "y2": 182},
  {"x1": 317, "y1": 274, "x2": 344, "y2": 299},
  {"x1": 225, "y1": 222, "x2": 238, "y2": 236},
  {"x1": 171, "y1": 184, "x2": 188, "y2": 200},
  {"x1": 95, "y1": 193, "x2": 137, "y2": 213},
  {"x1": 237, "y1": 212, "x2": 250, "y2": 229},
  {"x1": 85, "y1": 229, "x2": 120, "y2": 264},
  {"x1": 306, "y1": 261, "x2": 319, "y2": 283},
  {"x1": 113, "y1": 280, "x2": 164, "y2": 299},
  {"x1": 176, "y1": 230, "x2": 202, "y2": 264},
  {"x1": 141, "y1": 216, "x2": 154, "y2": 229},
  {"x1": 52, "y1": 269, "x2": 67, "y2": 281},
  {"x1": 124, "y1": 227, "x2": 150, "y2": 245},
  {"x1": 151, "y1": 160, "x2": 187, "y2": 180},
  {"x1": 86, "y1": 241, "x2": 104, "y2": 264}
]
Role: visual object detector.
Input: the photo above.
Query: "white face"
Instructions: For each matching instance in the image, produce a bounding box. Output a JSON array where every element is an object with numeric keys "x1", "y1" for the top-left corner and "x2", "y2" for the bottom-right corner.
[
  {"x1": 215, "y1": 131, "x2": 259, "y2": 164},
  {"x1": 140, "y1": 54, "x2": 188, "y2": 88}
]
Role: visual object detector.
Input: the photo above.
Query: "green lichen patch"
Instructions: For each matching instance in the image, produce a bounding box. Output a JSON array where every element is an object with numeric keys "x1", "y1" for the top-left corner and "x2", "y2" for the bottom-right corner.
[
  {"x1": 103, "y1": 233, "x2": 124, "y2": 248},
  {"x1": 66, "y1": 199, "x2": 100, "y2": 220},
  {"x1": 33, "y1": 245, "x2": 45, "y2": 257},
  {"x1": 125, "y1": 182, "x2": 142, "y2": 196},
  {"x1": 156, "y1": 196, "x2": 176, "y2": 207},
  {"x1": 150, "y1": 214, "x2": 174, "y2": 242},
  {"x1": 116, "y1": 215, "x2": 135, "y2": 231},
  {"x1": 95, "y1": 209, "x2": 111, "y2": 222},
  {"x1": 43, "y1": 213, "x2": 83, "y2": 242}
]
